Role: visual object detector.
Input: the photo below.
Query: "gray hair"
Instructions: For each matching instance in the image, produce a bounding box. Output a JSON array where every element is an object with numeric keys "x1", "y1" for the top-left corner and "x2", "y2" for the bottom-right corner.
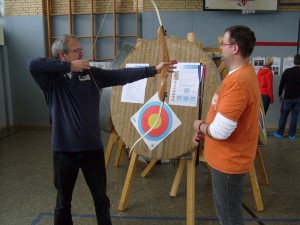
[{"x1": 51, "y1": 34, "x2": 78, "y2": 59}]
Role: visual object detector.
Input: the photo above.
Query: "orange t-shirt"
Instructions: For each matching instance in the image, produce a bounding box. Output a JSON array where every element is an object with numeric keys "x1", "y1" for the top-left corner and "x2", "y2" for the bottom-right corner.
[{"x1": 203, "y1": 63, "x2": 260, "y2": 174}]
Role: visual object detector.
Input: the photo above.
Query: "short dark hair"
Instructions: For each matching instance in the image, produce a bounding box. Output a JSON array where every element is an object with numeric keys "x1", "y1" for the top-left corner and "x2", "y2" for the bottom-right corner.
[
  {"x1": 225, "y1": 25, "x2": 256, "y2": 58},
  {"x1": 294, "y1": 54, "x2": 300, "y2": 65},
  {"x1": 51, "y1": 34, "x2": 78, "y2": 59}
]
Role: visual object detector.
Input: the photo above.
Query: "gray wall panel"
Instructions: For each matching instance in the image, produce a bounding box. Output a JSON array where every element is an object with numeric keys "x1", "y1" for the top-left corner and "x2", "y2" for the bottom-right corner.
[{"x1": 3, "y1": 16, "x2": 49, "y2": 125}]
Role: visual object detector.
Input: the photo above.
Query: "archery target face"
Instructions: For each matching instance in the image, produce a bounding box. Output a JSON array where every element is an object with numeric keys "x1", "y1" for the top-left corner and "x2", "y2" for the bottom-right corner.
[
  {"x1": 131, "y1": 93, "x2": 181, "y2": 151},
  {"x1": 138, "y1": 101, "x2": 173, "y2": 141}
]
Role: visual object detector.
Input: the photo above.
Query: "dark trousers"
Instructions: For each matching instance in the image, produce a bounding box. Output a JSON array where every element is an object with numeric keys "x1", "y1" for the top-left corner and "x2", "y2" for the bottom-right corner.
[
  {"x1": 276, "y1": 98, "x2": 300, "y2": 137},
  {"x1": 53, "y1": 150, "x2": 112, "y2": 225},
  {"x1": 261, "y1": 94, "x2": 271, "y2": 114},
  {"x1": 211, "y1": 168, "x2": 246, "y2": 225}
]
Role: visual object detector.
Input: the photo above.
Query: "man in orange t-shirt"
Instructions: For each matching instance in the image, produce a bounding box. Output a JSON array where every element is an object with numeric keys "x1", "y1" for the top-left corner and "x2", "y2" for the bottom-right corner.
[{"x1": 193, "y1": 25, "x2": 260, "y2": 225}]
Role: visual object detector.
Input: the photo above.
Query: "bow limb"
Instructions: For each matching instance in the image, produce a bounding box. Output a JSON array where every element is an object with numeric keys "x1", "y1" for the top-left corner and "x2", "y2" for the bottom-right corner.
[
  {"x1": 151, "y1": 0, "x2": 170, "y2": 102},
  {"x1": 157, "y1": 25, "x2": 170, "y2": 102}
]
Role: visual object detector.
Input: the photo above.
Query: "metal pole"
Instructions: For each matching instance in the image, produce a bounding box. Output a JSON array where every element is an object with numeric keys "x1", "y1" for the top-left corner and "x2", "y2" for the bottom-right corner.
[
  {"x1": 297, "y1": 18, "x2": 300, "y2": 54},
  {"x1": 46, "y1": 0, "x2": 52, "y2": 57}
]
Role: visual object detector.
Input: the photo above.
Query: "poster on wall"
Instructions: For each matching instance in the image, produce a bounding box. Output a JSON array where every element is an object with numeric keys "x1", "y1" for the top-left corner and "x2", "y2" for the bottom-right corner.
[
  {"x1": 271, "y1": 57, "x2": 281, "y2": 76},
  {"x1": 283, "y1": 57, "x2": 294, "y2": 72},
  {"x1": 252, "y1": 57, "x2": 265, "y2": 74}
]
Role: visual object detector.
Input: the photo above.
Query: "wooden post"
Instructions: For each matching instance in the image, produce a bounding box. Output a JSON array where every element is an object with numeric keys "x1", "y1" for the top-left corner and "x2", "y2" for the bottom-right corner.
[
  {"x1": 68, "y1": 0, "x2": 72, "y2": 34},
  {"x1": 141, "y1": 159, "x2": 158, "y2": 178},
  {"x1": 104, "y1": 128, "x2": 119, "y2": 168},
  {"x1": 170, "y1": 159, "x2": 186, "y2": 197},
  {"x1": 90, "y1": 0, "x2": 95, "y2": 61},
  {"x1": 187, "y1": 32, "x2": 195, "y2": 43},
  {"x1": 113, "y1": 139, "x2": 125, "y2": 167},
  {"x1": 186, "y1": 152, "x2": 196, "y2": 225},
  {"x1": 118, "y1": 151, "x2": 138, "y2": 211},
  {"x1": 197, "y1": 41, "x2": 203, "y2": 49},
  {"x1": 255, "y1": 146, "x2": 269, "y2": 185},
  {"x1": 249, "y1": 164, "x2": 264, "y2": 211}
]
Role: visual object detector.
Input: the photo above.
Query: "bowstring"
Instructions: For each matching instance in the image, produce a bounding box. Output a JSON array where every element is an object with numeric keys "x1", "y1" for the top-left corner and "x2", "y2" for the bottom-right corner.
[
  {"x1": 90, "y1": 2, "x2": 111, "y2": 58},
  {"x1": 88, "y1": 2, "x2": 111, "y2": 113}
]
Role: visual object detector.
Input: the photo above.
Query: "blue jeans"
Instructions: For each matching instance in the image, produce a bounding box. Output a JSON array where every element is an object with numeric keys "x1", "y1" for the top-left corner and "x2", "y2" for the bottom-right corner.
[
  {"x1": 53, "y1": 150, "x2": 112, "y2": 225},
  {"x1": 211, "y1": 168, "x2": 246, "y2": 225},
  {"x1": 276, "y1": 98, "x2": 300, "y2": 137},
  {"x1": 261, "y1": 94, "x2": 271, "y2": 114}
]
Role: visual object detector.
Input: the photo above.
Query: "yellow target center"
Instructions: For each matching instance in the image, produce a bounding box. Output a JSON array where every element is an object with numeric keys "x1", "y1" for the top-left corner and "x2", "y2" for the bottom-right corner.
[{"x1": 148, "y1": 114, "x2": 162, "y2": 129}]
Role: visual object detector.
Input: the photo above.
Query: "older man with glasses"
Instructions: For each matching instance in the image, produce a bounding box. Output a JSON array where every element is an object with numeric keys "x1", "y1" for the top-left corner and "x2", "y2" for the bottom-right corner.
[{"x1": 27, "y1": 34, "x2": 176, "y2": 225}]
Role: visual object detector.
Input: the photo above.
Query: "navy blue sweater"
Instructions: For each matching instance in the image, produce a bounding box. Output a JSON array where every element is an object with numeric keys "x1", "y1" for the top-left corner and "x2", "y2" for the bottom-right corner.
[
  {"x1": 279, "y1": 66, "x2": 300, "y2": 100},
  {"x1": 28, "y1": 57, "x2": 156, "y2": 152}
]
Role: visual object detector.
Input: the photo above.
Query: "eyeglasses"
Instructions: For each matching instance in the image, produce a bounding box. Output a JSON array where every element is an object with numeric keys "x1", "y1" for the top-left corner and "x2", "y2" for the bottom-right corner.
[
  {"x1": 220, "y1": 41, "x2": 235, "y2": 47},
  {"x1": 66, "y1": 48, "x2": 83, "y2": 54}
]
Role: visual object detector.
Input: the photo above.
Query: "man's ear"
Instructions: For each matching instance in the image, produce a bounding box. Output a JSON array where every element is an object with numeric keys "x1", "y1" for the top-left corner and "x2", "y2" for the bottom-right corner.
[
  {"x1": 58, "y1": 51, "x2": 65, "y2": 61},
  {"x1": 232, "y1": 44, "x2": 239, "y2": 55}
]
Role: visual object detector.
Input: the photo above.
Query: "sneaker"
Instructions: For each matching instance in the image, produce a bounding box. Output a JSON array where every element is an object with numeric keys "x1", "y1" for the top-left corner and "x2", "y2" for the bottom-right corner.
[
  {"x1": 273, "y1": 132, "x2": 283, "y2": 139},
  {"x1": 288, "y1": 136, "x2": 296, "y2": 140}
]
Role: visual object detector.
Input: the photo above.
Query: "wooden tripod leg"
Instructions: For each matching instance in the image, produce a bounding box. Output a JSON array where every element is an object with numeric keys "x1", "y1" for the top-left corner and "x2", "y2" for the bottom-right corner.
[
  {"x1": 141, "y1": 159, "x2": 158, "y2": 178},
  {"x1": 170, "y1": 159, "x2": 187, "y2": 197},
  {"x1": 186, "y1": 152, "x2": 196, "y2": 225},
  {"x1": 113, "y1": 139, "x2": 124, "y2": 167},
  {"x1": 118, "y1": 151, "x2": 138, "y2": 211},
  {"x1": 256, "y1": 146, "x2": 269, "y2": 185},
  {"x1": 105, "y1": 129, "x2": 118, "y2": 168},
  {"x1": 249, "y1": 164, "x2": 264, "y2": 211}
]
